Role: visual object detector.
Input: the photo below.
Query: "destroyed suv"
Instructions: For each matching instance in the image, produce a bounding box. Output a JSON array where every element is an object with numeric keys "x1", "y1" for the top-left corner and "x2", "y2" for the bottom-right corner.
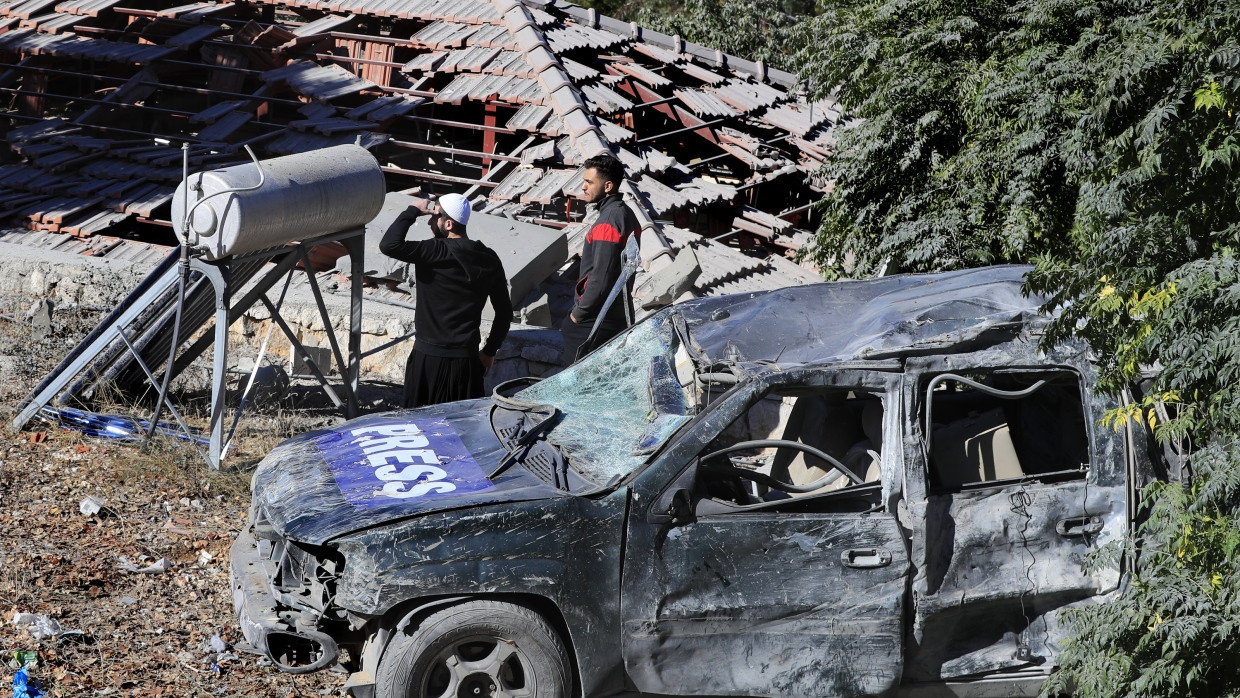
[{"x1": 231, "y1": 265, "x2": 1164, "y2": 698}]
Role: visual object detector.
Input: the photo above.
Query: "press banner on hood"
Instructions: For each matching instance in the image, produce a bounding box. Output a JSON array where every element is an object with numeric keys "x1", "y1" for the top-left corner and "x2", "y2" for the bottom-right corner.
[{"x1": 314, "y1": 419, "x2": 494, "y2": 508}]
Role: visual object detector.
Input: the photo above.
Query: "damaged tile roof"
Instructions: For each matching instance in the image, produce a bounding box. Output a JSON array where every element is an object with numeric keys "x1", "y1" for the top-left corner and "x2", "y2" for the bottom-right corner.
[{"x1": 0, "y1": 0, "x2": 836, "y2": 291}]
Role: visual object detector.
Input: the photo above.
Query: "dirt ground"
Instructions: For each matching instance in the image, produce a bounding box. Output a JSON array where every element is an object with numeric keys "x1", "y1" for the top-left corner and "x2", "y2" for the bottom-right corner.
[{"x1": 0, "y1": 299, "x2": 372, "y2": 697}]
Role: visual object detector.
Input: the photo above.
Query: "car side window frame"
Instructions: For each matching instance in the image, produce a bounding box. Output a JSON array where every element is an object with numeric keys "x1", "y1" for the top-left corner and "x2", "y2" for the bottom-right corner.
[{"x1": 640, "y1": 366, "x2": 901, "y2": 521}]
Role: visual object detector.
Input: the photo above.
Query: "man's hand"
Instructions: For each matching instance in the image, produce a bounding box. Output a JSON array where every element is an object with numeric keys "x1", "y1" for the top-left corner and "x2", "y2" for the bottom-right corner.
[
  {"x1": 409, "y1": 197, "x2": 434, "y2": 215},
  {"x1": 480, "y1": 352, "x2": 494, "y2": 375}
]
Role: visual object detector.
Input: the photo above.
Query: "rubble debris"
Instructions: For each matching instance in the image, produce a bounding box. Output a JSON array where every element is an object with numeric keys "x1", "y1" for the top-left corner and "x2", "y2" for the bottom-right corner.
[
  {"x1": 11, "y1": 613, "x2": 62, "y2": 641},
  {"x1": 117, "y1": 556, "x2": 170, "y2": 574},
  {"x1": 78, "y1": 495, "x2": 105, "y2": 517}
]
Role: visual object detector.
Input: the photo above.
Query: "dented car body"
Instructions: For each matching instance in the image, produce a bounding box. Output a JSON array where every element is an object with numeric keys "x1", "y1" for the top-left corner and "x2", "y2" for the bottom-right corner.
[{"x1": 231, "y1": 265, "x2": 1165, "y2": 698}]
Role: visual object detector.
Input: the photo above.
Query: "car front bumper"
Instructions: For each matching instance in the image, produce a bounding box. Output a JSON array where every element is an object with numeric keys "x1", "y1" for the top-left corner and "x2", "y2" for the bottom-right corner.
[{"x1": 230, "y1": 525, "x2": 339, "y2": 673}]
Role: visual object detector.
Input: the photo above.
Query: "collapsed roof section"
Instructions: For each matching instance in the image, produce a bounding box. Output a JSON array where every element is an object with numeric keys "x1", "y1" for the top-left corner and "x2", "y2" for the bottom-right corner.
[{"x1": 0, "y1": 0, "x2": 838, "y2": 278}]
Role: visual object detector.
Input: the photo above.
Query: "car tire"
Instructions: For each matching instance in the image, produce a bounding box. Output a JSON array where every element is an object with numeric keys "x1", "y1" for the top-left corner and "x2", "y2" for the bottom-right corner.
[{"x1": 376, "y1": 600, "x2": 572, "y2": 698}]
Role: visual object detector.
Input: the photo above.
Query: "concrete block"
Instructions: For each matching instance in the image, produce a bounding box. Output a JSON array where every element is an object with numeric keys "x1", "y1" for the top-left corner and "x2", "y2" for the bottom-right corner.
[
  {"x1": 522, "y1": 293, "x2": 553, "y2": 327},
  {"x1": 638, "y1": 245, "x2": 702, "y2": 310}
]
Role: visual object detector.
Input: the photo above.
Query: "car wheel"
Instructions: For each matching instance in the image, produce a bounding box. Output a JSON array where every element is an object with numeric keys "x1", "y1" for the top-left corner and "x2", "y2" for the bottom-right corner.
[{"x1": 376, "y1": 600, "x2": 571, "y2": 698}]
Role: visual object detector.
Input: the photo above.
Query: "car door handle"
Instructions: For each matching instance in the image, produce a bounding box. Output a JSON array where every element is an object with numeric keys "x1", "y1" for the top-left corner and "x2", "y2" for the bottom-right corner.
[
  {"x1": 1056, "y1": 515, "x2": 1103, "y2": 537},
  {"x1": 841, "y1": 548, "x2": 891, "y2": 568}
]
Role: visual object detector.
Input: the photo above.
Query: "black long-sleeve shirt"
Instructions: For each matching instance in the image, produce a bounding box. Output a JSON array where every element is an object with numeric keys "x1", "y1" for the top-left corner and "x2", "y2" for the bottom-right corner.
[
  {"x1": 572, "y1": 193, "x2": 640, "y2": 327},
  {"x1": 379, "y1": 211, "x2": 512, "y2": 359}
]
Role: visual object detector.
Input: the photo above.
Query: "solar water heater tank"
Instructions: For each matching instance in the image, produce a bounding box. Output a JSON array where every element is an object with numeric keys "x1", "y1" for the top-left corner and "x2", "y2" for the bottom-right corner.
[{"x1": 171, "y1": 144, "x2": 386, "y2": 261}]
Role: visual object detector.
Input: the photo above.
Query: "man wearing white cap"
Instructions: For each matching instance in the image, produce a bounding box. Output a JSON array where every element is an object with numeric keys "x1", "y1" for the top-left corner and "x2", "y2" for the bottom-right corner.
[{"x1": 380, "y1": 193, "x2": 511, "y2": 408}]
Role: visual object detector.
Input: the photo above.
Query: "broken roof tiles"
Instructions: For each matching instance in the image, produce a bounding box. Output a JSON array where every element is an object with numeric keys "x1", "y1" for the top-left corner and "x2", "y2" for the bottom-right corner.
[
  {"x1": 263, "y1": 60, "x2": 376, "y2": 99},
  {"x1": 544, "y1": 22, "x2": 622, "y2": 53},
  {"x1": 674, "y1": 87, "x2": 738, "y2": 118},
  {"x1": 0, "y1": 0, "x2": 842, "y2": 294},
  {"x1": 489, "y1": 166, "x2": 543, "y2": 201},
  {"x1": 608, "y1": 60, "x2": 670, "y2": 88},
  {"x1": 0, "y1": 28, "x2": 177, "y2": 62},
  {"x1": 412, "y1": 20, "x2": 480, "y2": 50}
]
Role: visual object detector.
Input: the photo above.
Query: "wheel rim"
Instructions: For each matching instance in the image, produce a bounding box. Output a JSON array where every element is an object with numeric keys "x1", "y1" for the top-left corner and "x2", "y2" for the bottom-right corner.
[{"x1": 423, "y1": 635, "x2": 537, "y2": 698}]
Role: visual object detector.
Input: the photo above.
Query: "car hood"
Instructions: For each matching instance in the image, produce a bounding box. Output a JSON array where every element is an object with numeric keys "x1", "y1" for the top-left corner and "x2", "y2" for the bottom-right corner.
[{"x1": 251, "y1": 399, "x2": 564, "y2": 545}]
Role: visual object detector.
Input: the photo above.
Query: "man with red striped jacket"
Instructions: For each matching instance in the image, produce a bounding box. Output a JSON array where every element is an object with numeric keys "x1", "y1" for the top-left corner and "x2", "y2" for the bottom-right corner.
[{"x1": 560, "y1": 153, "x2": 640, "y2": 366}]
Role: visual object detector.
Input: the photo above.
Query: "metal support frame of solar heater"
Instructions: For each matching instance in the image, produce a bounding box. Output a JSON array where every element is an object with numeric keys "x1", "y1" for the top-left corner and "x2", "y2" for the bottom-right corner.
[
  {"x1": 189, "y1": 230, "x2": 365, "y2": 467},
  {"x1": 9, "y1": 229, "x2": 366, "y2": 470}
]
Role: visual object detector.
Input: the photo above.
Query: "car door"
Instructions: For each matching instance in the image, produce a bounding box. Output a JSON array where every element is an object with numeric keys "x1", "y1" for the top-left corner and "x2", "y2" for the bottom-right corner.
[
  {"x1": 901, "y1": 355, "x2": 1127, "y2": 681},
  {"x1": 620, "y1": 370, "x2": 910, "y2": 697}
]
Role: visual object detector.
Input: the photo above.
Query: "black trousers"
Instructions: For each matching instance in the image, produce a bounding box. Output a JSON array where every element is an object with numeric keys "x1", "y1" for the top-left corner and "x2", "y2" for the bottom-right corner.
[
  {"x1": 559, "y1": 316, "x2": 626, "y2": 367},
  {"x1": 403, "y1": 350, "x2": 485, "y2": 408}
]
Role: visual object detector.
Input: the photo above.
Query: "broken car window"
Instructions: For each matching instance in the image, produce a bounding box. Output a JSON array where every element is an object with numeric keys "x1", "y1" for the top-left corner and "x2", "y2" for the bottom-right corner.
[
  {"x1": 923, "y1": 370, "x2": 1089, "y2": 490},
  {"x1": 694, "y1": 386, "x2": 885, "y2": 513},
  {"x1": 514, "y1": 308, "x2": 695, "y2": 484}
]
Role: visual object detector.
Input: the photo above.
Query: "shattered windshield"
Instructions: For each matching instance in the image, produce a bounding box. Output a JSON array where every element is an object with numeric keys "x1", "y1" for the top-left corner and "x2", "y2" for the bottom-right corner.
[{"x1": 514, "y1": 308, "x2": 695, "y2": 483}]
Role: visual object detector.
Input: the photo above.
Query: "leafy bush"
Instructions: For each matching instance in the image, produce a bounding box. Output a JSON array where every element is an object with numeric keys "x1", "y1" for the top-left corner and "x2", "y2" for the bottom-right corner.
[{"x1": 792, "y1": 0, "x2": 1240, "y2": 693}]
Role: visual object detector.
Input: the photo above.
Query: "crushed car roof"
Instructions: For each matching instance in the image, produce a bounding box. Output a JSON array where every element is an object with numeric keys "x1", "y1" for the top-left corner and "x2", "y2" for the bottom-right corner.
[{"x1": 677, "y1": 265, "x2": 1047, "y2": 367}]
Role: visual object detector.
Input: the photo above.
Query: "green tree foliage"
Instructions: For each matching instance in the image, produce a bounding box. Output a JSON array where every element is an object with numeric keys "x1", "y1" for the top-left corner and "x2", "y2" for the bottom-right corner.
[
  {"x1": 795, "y1": 0, "x2": 1240, "y2": 694},
  {"x1": 633, "y1": 0, "x2": 807, "y2": 70},
  {"x1": 793, "y1": 0, "x2": 1093, "y2": 277}
]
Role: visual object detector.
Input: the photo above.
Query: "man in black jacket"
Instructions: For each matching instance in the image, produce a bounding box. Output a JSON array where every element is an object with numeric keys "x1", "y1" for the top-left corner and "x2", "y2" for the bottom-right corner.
[
  {"x1": 380, "y1": 193, "x2": 511, "y2": 408},
  {"x1": 560, "y1": 153, "x2": 640, "y2": 365}
]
